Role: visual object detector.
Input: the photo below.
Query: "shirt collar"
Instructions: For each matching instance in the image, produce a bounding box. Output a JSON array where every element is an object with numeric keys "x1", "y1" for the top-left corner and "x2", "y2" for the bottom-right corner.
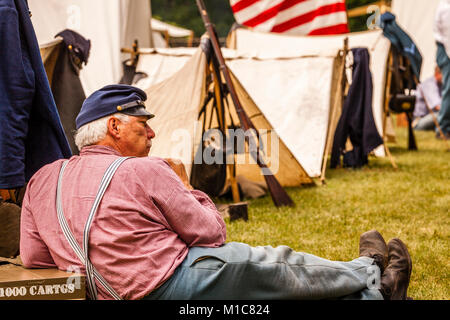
[{"x1": 79, "y1": 145, "x2": 123, "y2": 157}]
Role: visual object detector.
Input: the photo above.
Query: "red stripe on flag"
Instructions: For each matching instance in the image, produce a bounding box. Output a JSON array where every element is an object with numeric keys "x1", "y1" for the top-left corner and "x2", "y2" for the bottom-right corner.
[
  {"x1": 308, "y1": 23, "x2": 349, "y2": 35},
  {"x1": 242, "y1": 0, "x2": 307, "y2": 27},
  {"x1": 279, "y1": 0, "x2": 307, "y2": 11},
  {"x1": 270, "y1": 2, "x2": 347, "y2": 33},
  {"x1": 231, "y1": 0, "x2": 261, "y2": 13},
  {"x1": 243, "y1": 3, "x2": 282, "y2": 27}
]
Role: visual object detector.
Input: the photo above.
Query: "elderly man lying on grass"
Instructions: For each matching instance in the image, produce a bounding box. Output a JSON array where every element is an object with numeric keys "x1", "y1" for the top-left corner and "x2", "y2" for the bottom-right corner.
[{"x1": 20, "y1": 85, "x2": 412, "y2": 300}]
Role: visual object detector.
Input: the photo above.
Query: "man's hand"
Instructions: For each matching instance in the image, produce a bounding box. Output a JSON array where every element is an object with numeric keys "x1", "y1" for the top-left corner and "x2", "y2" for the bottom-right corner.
[{"x1": 165, "y1": 158, "x2": 194, "y2": 190}]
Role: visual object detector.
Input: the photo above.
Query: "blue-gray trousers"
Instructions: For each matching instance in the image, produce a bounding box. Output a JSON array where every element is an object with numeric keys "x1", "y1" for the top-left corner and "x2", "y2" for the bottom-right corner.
[
  {"x1": 414, "y1": 112, "x2": 438, "y2": 131},
  {"x1": 144, "y1": 242, "x2": 383, "y2": 300}
]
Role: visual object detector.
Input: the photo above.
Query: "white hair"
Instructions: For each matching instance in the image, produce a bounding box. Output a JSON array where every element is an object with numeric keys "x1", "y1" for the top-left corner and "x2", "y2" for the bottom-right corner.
[{"x1": 74, "y1": 113, "x2": 130, "y2": 151}]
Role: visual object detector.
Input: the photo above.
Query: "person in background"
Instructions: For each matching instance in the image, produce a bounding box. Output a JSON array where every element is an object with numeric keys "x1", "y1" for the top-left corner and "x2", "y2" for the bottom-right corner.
[
  {"x1": 434, "y1": 0, "x2": 450, "y2": 138},
  {"x1": 413, "y1": 66, "x2": 442, "y2": 131}
]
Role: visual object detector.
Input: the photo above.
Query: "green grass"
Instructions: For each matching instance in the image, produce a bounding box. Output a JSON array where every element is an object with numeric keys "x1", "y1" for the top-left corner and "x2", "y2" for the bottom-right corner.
[{"x1": 223, "y1": 128, "x2": 450, "y2": 300}]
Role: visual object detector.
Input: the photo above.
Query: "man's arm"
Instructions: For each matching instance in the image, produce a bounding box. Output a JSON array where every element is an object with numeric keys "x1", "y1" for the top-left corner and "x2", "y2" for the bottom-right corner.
[
  {"x1": 137, "y1": 158, "x2": 226, "y2": 248},
  {"x1": 19, "y1": 188, "x2": 56, "y2": 268},
  {"x1": 165, "y1": 158, "x2": 194, "y2": 190}
]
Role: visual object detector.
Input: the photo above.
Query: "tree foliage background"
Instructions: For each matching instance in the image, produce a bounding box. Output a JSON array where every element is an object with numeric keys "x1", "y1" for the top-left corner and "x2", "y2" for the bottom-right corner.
[
  {"x1": 151, "y1": 0, "x2": 392, "y2": 38},
  {"x1": 151, "y1": 0, "x2": 235, "y2": 38}
]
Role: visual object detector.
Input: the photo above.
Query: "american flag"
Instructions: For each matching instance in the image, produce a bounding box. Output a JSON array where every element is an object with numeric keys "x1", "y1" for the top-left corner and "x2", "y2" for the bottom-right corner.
[{"x1": 230, "y1": 0, "x2": 349, "y2": 35}]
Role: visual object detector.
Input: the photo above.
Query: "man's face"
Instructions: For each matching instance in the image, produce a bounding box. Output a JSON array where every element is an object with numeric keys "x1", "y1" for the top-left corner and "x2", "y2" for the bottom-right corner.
[{"x1": 117, "y1": 115, "x2": 155, "y2": 157}]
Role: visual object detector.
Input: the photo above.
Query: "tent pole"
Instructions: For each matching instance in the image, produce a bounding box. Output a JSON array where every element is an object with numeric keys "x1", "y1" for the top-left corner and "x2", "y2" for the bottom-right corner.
[
  {"x1": 188, "y1": 31, "x2": 194, "y2": 47},
  {"x1": 347, "y1": 0, "x2": 391, "y2": 18},
  {"x1": 383, "y1": 49, "x2": 398, "y2": 169},
  {"x1": 210, "y1": 61, "x2": 241, "y2": 203},
  {"x1": 121, "y1": 41, "x2": 140, "y2": 66},
  {"x1": 164, "y1": 30, "x2": 170, "y2": 47},
  {"x1": 227, "y1": 164, "x2": 240, "y2": 203},
  {"x1": 320, "y1": 38, "x2": 349, "y2": 184}
]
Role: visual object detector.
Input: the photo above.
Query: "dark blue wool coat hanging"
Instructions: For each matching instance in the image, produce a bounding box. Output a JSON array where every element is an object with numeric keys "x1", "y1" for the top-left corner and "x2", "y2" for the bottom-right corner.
[
  {"x1": 330, "y1": 48, "x2": 384, "y2": 169},
  {"x1": 380, "y1": 12, "x2": 422, "y2": 81},
  {"x1": 0, "y1": 0, "x2": 72, "y2": 189}
]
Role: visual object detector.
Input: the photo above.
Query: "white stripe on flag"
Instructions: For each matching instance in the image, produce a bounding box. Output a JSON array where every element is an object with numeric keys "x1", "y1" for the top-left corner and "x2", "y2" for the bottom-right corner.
[
  {"x1": 271, "y1": 0, "x2": 344, "y2": 26},
  {"x1": 280, "y1": 11, "x2": 348, "y2": 35},
  {"x1": 230, "y1": 0, "x2": 243, "y2": 7},
  {"x1": 232, "y1": 0, "x2": 285, "y2": 25}
]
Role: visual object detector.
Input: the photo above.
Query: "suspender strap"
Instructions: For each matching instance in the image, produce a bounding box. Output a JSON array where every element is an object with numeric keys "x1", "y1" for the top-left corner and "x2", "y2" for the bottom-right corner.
[{"x1": 56, "y1": 157, "x2": 132, "y2": 300}]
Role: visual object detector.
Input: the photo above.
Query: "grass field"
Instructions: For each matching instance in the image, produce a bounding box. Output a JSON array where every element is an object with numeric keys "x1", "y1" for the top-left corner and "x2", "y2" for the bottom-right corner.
[{"x1": 223, "y1": 127, "x2": 449, "y2": 300}]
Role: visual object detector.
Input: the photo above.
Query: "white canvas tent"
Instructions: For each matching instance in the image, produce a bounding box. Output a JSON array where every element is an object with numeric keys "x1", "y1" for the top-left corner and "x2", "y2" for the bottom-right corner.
[
  {"x1": 391, "y1": 0, "x2": 441, "y2": 81},
  {"x1": 133, "y1": 42, "x2": 313, "y2": 189},
  {"x1": 131, "y1": 39, "x2": 346, "y2": 180},
  {"x1": 134, "y1": 47, "x2": 199, "y2": 89},
  {"x1": 28, "y1": 0, "x2": 153, "y2": 96},
  {"x1": 226, "y1": 28, "x2": 395, "y2": 162},
  {"x1": 39, "y1": 38, "x2": 65, "y2": 87},
  {"x1": 151, "y1": 18, "x2": 194, "y2": 47},
  {"x1": 226, "y1": 45, "x2": 347, "y2": 178}
]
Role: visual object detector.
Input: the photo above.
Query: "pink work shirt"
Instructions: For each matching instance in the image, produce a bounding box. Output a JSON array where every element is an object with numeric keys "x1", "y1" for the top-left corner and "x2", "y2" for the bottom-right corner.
[{"x1": 20, "y1": 145, "x2": 227, "y2": 300}]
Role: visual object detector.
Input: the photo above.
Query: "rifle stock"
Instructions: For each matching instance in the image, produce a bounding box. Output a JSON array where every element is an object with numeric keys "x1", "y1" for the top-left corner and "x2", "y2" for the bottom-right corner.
[{"x1": 196, "y1": 0, "x2": 294, "y2": 207}]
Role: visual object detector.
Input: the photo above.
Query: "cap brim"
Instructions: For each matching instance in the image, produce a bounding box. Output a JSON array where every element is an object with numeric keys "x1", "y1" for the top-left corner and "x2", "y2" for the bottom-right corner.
[{"x1": 121, "y1": 106, "x2": 155, "y2": 119}]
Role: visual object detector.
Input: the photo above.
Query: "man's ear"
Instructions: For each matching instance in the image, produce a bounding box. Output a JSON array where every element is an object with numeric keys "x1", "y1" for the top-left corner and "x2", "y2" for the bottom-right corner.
[{"x1": 107, "y1": 117, "x2": 121, "y2": 139}]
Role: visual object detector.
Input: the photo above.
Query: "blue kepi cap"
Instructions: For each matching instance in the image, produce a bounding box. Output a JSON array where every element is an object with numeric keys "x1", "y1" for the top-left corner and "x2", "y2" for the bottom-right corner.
[{"x1": 75, "y1": 84, "x2": 154, "y2": 129}]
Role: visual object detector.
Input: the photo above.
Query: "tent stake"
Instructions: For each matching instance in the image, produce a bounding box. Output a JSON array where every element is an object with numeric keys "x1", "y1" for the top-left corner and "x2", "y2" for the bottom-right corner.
[
  {"x1": 383, "y1": 50, "x2": 398, "y2": 169},
  {"x1": 320, "y1": 37, "x2": 349, "y2": 183}
]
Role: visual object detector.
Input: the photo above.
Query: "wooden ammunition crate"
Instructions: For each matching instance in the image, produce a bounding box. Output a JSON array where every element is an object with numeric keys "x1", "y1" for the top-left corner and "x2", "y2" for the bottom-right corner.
[{"x1": 0, "y1": 264, "x2": 86, "y2": 300}]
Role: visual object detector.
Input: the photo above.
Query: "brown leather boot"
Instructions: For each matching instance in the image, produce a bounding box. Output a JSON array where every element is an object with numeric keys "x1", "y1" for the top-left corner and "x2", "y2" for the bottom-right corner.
[
  {"x1": 359, "y1": 230, "x2": 388, "y2": 273},
  {"x1": 380, "y1": 238, "x2": 413, "y2": 300}
]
